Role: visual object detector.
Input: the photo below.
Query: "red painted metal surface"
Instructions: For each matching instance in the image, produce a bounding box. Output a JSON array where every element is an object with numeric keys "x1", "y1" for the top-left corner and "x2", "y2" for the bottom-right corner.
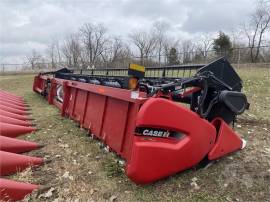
[
  {"x1": 33, "y1": 77, "x2": 147, "y2": 160},
  {"x1": 0, "y1": 101, "x2": 30, "y2": 111},
  {"x1": 0, "y1": 115, "x2": 33, "y2": 126},
  {"x1": 0, "y1": 151, "x2": 43, "y2": 176},
  {"x1": 0, "y1": 90, "x2": 23, "y2": 99},
  {"x1": 62, "y1": 81, "x2": 146, "y2": 160},
  {"x1": 0, "y1": 92, "x2": 24, "y2": 102},
  {"x1": 208, "y1": 118, "x2": 244, "y2": 160},
  {"x1": 0, "y1": 95, "x2": 25, "y2": 105},
  {"x1": 0, "y1": 136, "x2": 41, "y2": 154},
  {"x1": 126, "y1": 98, "x2": 216, "y2": 184},
  {"x1": 0, "y1": 105, "x2": 30, "y2": 116},
  {"x1": 0, "y1": 96, "x2": 27, "y2": 106},
  {"x1": 0, "y1": 98, "x2": 28, "y2": 108},
  {"x1": 32, "y1": 75, "x2": 47, "y2": 94},
  {"x1": 32, "y1": 74, "x2": 244, "y2": 184},
  {"x1": 0, "y1": 110, "x2": 33, "y2": 121},
  {"x1": 0, "y1": 93, "x2": 25, "y2": 103},
  {"x1": 0, "y1": 122, "x2": 36, "y2": 138},
  {"x1": 0, "y1": 178, "x2": 38, "y2": 201}
]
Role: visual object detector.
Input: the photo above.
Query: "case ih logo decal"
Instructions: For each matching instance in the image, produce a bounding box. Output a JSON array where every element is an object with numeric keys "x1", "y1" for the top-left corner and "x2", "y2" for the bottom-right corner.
[
  {"x1": 135, "y1": 127, "x2": 170, "y2": 138},
  {"x1": 143, "y1": 129, "x2": 170, "y2": 137},
  {"x1": 135, "y1": 127, "x2": 186, "y2": 139}
]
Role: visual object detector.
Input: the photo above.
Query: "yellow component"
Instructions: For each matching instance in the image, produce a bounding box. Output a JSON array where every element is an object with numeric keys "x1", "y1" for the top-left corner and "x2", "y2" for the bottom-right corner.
[
  {"x1": 128, "y1": 77, "x2": 138, "y2": 90},
  {"x1": 129, "y1": 64, "x2": 145, "y2": 73}
]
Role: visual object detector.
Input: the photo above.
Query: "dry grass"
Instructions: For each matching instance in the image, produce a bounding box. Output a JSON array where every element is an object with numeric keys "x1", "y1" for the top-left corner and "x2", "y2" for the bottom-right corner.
[{"x1": 0, "y1": 67, "x2": 269, "y2": 202}]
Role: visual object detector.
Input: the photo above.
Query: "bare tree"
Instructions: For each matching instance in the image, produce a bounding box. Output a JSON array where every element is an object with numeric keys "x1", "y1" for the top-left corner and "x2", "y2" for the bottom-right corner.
[
  {"x1": 179, "y1": 40, "x2": 196, "y2": 63},
  {"x1": 112, "y1": 37, "x2": 130, "y2": 61},
  {"x1": 55, "y1": 38, "x2": 62, "y2": 65},
  {"x1": 26, "y1": 49, "x2": 42, "y2": 70},
  {"x1": 230, "y1": 28, "x2": 244, "y2": 47},
  {"x1": 62, "y1": 34, "x2": 81, "y2": 68},
  {"x1": 196, "y1": 33, "x2": 213, "y2": 61},
  {"x1": 243, "y1": 0, "x2": 270, "y2": 62},
  {"x1": 47, "y1": 40, "x2": 57, "y2": 69},
  {"x1": 129, "y1": 29, "x2": 157, "y2": 64},
  {"x1": 46, "y1": 36, "x2": 64, "y2": 69},
  {"x1": 80, "y1": 23, "x2": 108, "y2": 68},
  {"x1": 163, "y1": 37, "x2": 180, "y2": 64},
  {"x1": 153, "y1": 21, "x2": 169, "y2": 66},
  {"x1": 101, "y1": 37, "x2": 131, "y2": 67}
]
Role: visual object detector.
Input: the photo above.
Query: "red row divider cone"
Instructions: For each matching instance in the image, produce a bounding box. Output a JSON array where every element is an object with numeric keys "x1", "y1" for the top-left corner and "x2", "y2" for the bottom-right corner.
[
  {"x1": 0, "y1": 97, "x2": 29, "y2": 107},
  {"x1": 0, "y1": 122, "x2": 37, "y2": 138},
  {"x1": 0, "y1": 115, "x2": 34, "y2": 127},
  {"x1": 0, "y1": 109, "x2": 34, "y2": 121},
  {"x1": 0, "y1": 91, "x2": 24, "y2": 101},
  {"x1": 0, "y1": 90, "x2": 24, "y2": 99},
  {"x1": 0, "y1": 94, "x2": 26, "y2": 104},
  {"x1": 0, "y1": 178, "x2": 39, "y2": 201},
  {"x1": 0, "y1": 136, "x2": 43, "y2": 153},
  {"x1": 0, "y1": 94, "x2": 27, "y2": 104},
  {"x1": 0, "y1": 104, "x2": 31, "y2": 116},
  {"x1": 0, "y1": 100, "x2": 31, "y2": 111},
  {"x1": 0, "y1": 151, "x2": 44, "y2": 176},
  {"x1": 0, "y1": 90, "x2": 43, "y2": 201}
]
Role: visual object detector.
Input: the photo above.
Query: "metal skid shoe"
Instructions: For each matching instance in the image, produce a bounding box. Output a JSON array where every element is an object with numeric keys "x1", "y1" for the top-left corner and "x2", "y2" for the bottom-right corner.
[{"x1": 126, "y1": 98, "x2": 245, "y2": 184}]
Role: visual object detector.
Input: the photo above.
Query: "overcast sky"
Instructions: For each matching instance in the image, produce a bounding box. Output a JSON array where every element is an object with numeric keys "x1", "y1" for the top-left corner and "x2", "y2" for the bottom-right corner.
[{"x1": 0, "y1": 0, "x2": 256, "y2": 64}]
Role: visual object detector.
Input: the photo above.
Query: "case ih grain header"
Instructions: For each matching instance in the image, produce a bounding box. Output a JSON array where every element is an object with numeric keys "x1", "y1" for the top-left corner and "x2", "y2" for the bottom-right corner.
[{"x1": 33, "y1": 57, "x2": 249, "y2": 184}]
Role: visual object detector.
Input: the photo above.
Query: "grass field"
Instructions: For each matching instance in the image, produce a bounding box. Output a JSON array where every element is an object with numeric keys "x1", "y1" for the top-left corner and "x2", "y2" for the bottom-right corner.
[{"x1": 0, "y1": 67, "x2": 269, "y2": 202}]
